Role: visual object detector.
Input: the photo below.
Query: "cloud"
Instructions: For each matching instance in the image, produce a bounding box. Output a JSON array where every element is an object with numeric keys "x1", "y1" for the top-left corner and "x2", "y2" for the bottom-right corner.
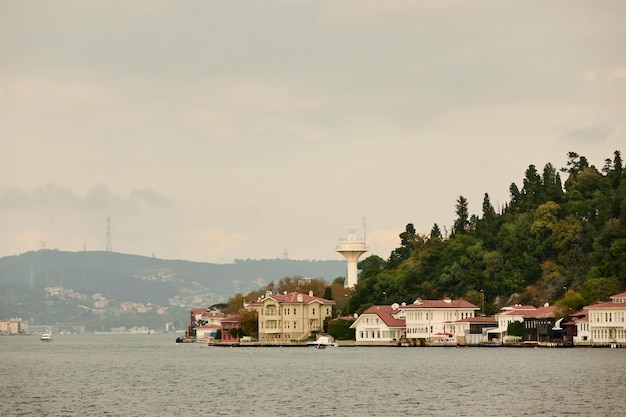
[
  {"x1": 0, "y1": 184, "x2": 172, "y2": 212},
  {"x1": 560, "y1": 124, "x2": 614, "y2": 145},
  {"x1": 130, "y1": 188, "x2": 175, "y2": 209},
  {"x1": 611, "y1": 69, "x2": 626, "y2": 79},
  {"x1": 184, "y1": 228, "x2": 253, "y2": 262}
]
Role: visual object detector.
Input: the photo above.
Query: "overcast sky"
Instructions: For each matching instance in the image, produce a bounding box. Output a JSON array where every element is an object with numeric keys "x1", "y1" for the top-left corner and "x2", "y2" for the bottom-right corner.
[{"x1": 1, "y1": 1, "x2": 625, "y2": 264}]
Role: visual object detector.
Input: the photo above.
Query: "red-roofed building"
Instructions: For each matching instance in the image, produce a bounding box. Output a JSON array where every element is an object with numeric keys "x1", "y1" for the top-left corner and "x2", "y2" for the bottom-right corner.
[
  {"x1": 522, "y1": 305, "x2": 557, "y2": 343},
  {"x1": 251, "y1": 291, "x2": 335, "y2": 343},
  {"x1": 585, "y1": 292, "x2": 626, "y2": 347},
  {"x1": 400, "y1": 298, "x2": 479, "y2": 343},
  {"x1": 562, "y1": 310, "x2": 590, "y2": 346},
  {"x1": 220, "y1": 315, "x2": 242, "y2": 344},
  {"x1": 350, "y1": 304, "x2": 406, "y2": 345}
]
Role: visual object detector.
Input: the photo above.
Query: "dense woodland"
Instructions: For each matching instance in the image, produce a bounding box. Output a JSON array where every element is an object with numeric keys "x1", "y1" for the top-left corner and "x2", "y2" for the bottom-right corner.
[
  {"x1": 350, "y1": 150, "x2": 626, "y2": 318},
  {"x1": 230, "y1": 151, "x2": 626, "y2": 321}
]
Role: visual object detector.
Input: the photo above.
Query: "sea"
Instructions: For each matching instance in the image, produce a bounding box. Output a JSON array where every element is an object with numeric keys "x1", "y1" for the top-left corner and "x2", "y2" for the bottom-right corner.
[{"x1": 1, "y1": 333, "x2": 625, "y2": 417}]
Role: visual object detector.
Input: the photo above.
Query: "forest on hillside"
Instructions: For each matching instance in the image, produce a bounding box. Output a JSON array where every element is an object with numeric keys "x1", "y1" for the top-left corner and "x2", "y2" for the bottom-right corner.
[{"x1": 347, "y1": 150, "x2": 626, "y2": 318}]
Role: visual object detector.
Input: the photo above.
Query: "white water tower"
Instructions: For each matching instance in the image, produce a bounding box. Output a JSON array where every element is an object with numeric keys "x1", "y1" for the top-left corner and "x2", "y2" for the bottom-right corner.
[{"x1": 336, "y1": 225, "x2": 368, "y2": 288}]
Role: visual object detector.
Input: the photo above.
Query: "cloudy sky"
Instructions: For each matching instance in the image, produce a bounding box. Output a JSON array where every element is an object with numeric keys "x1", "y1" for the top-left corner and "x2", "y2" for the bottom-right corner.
[{"x1": 1, "y1": 1, "x2": 625, "y2": 263}]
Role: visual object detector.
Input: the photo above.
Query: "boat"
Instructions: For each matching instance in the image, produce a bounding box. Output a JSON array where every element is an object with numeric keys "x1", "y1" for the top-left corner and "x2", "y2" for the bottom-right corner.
[
  {"x1": 40, "y1": 333, "x2": 52, "y2": 342},
  {"x1": 307, "y1": 335, "x2": 338, "y2": 348}
]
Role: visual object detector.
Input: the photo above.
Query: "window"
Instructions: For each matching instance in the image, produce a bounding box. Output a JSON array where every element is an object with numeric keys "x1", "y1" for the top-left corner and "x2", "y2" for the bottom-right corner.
[{"x1": 312, "y1": 308, "x2": 316, "y2": 316}]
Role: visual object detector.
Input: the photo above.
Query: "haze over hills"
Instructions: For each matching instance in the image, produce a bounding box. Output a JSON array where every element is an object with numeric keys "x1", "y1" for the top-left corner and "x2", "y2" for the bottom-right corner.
[{"x1": 0, "y1": 250, "x2": 345, "y2": 331}]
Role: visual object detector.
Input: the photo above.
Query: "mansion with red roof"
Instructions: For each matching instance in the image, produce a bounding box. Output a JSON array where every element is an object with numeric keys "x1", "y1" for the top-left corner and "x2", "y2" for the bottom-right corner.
[
  {"x1": 349, "y1": 292, "x2": 626, "y2": 347},
  {"x1": 183, "y1": 291, "x2": 626, "y2": 348},
  {"x1": 564, "y1": 291, "x2": 626, "y2": 347},
  {"x1": 244, "y1": 291, "x2": 335, "y2": 343}
]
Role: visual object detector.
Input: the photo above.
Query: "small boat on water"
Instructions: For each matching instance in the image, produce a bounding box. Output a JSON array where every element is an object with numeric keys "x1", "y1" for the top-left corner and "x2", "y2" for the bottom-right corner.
[
  {"x1": 307, "y1": 335, "x2": 338, "y2": 348},
  {"x1": 40, "y1": 333, "x2": 52, "y2": 342}
]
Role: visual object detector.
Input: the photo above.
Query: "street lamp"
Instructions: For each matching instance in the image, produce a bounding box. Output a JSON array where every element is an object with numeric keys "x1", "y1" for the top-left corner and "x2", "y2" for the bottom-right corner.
[{"x1": 383, "y1": 292, "x2": 387, "y2": 304}]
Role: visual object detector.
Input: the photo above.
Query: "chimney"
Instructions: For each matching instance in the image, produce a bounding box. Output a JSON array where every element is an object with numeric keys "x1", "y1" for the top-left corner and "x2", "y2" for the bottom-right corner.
[
  {"x1": 297, "y1": 293, "x2": 303, "y2": 302},
  {"x1": 309, "y1": 290, "x2": 313, "y2": 297}
]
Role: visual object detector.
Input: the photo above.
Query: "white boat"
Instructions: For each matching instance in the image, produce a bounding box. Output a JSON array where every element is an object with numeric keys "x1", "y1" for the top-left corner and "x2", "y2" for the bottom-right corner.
[
  {"x1": 40, "y1": 333, "x2": 52, "y2": 341},
  {"x1": 307, "y1": 335, "x2": 338, "y2": 348}
]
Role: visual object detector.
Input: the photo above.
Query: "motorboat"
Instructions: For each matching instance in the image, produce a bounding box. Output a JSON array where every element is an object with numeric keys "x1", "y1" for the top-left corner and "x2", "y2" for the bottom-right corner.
[
  {"x1": 40, "y1": 333, "x2": 52, "y2": 341},
  {"x1": 307, "y1": 335, "x2": 338, "y2": 348}
]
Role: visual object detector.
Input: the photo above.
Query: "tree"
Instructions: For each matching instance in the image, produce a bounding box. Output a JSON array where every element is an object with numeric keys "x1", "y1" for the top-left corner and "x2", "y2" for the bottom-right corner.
[
  {"x1": 238, "y1": 309, "x2": 258, "y2": 337},
  {"x1": 328, "y1": 318, "x2": 356, "y2": 340},
  {"x1": 323, "y1": 286, "x2": 332, "y2": 301},
  {"x1": 555, "y1": 290, "x2": 586, "y2": 318},
  {"x1": 387, "y1": 224, "x2": 417, "y2": 268},
  {"x1": 430, "y1": 223, "x2": 443, "y2": 239},
  {"x1": 507, "y1": 320, "x2": 524, "y2": 337},
  {"x1": 453, "y1": 196, "x2": 469, "y2": 234}
]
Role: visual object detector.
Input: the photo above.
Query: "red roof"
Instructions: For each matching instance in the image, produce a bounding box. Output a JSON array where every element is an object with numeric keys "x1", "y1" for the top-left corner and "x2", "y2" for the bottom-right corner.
[
  {"x1": 220, "y1": 315, "x2": 241, "y2": 323},
  {"x1": 400, "y1": 299, "x2": 478, "y2": 309},
  {"x1": 454, "y1": 316, "x2": 497, "y2": 323},
  {"x1": 361, "y1": 305, "x2": 406, "y2": 327},
  {"x1": 267, "y1": 292, "x2": 335, "y2": 305},
  {"x1": 523, "y1": 306, "x2": 556, "y2": 319},
  {"x1": 611, "y1": 292, "x2": 626, "y2": 299},
  {"x1": 584, "y1": 300, "x2": 626, "y2": 309}
]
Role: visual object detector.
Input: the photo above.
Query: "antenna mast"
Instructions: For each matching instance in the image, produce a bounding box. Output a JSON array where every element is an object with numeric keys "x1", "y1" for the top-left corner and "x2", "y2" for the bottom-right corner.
[{"x1": 106, "y1": 217, "x2": 112, "y2": 252}]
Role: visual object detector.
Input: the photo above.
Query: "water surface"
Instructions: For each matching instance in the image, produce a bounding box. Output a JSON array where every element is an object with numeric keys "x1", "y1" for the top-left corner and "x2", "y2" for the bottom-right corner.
[{"x1": 1, "y1": 334, "x2": 624, "y2": 416}]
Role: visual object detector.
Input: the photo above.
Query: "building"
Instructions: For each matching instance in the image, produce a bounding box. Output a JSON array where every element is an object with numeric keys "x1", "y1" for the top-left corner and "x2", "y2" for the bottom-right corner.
[
  {"x1": 336, "y1": 226, "x2": 368, "y2": 288},
  {"x1": 220, "y1": 315, "x2": 241, "y2": 344},
  {"x1": 0, "y1": 318, "x2": 29, "y2": 335},
  {"x1": 248, "y1": 291, "x2": 335, "y2": 343},
  {"x1": 446, "y1": 316, "x2": 497, "y2": 346},
  {"x1": 350, "y1": 304, "x2": 406, "y2": 346},
  {"x1": 563, "y1": 310, "x2": 590, "y2": 346},
  {"x1": 187, "y1": 308, "x2": 232, "y2": 342},
  {"x1": 487, "y1": 304, "x2": 537, "y2": 343},
  {"x1": 585, "y1": 292, "x2": 626, "y2": 347},
  {"x1": 401, "y1": 298, "x2": 479, "y2": 343},
  {"x1": 522, "y1": 305, "x2": 557, "y2": 343}
]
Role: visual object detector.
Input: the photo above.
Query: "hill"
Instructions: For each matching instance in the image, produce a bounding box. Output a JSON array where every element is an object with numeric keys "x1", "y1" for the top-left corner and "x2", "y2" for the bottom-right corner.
[
  {"x1": 0, "y1": 250, "x2": 345, "y2": 331},
  {"x1": 350, "y1": 150, "x2": 626, "y2": 318}
]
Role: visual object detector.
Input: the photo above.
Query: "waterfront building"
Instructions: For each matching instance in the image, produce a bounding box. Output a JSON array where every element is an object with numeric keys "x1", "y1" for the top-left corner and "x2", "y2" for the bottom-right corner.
[
  {"x1": 248, "y1": 291, "x2": 335, "y2": 343},
  {"x1": 220, "y1": 315, "x2": 241, "y2": 344},
  {"x1": 487, "y1": 304, "x2": 537, "y2": 343},
  {"x1": 563, "y1": 310, "x2": 590, "y2": 346},
  {"x1": 350, "y1": 304, "x2": 406, "y2": 346},
  {"x1": 585, "y1": 292, "x2": 626, "y2": 347},
  {"x1": 400, "y1": 298, "x2": 479, "y2": 343},
  {"x1": 522, "y1": 305, "x2": 557, "y2": 343},
  {"x1": 446, "y1": 316, "x2": 497, "y2": 345},
  {"x1": 0, "y1": 318, "x2": 29, "y2": 335}
]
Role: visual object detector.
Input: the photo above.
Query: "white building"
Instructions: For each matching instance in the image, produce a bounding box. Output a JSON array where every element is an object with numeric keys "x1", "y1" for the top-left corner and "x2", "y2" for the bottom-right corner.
[
  {"x1": 585, "y1": 292, "x2": 626, "y2": 347},
  {"x1": 401, "y1": 298, "x2": 479, "y2": 342},
  {"x1": 350, "y1": 304, "x2": 406, "y2": 345}
]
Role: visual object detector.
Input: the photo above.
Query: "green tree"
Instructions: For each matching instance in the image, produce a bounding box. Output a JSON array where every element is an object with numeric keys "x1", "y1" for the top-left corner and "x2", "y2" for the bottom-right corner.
[
  {"x1": 507, "y1": 320, "x2": 524, "y2": 337},
  {"x1": 387, "y1": 224, "x2": 417, "y2": 269},
  {"x1": 453, "y1": 196, "x2": 469, "y2": 234},
  {"x1": 328, "y1": 318, "x2": 356, "y2": 340},
  {"x1": 238, "y1": 309, "x2": 258, "y2": 337}
]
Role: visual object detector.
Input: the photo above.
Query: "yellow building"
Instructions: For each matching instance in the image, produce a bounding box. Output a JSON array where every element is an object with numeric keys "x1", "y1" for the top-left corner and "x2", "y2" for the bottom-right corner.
[
  {"x1": 248, "y1": 291, "x2": 335, "y2": 343},
  {"x1": 0, "y1": 318, "x2": 29, "y2": 335}
]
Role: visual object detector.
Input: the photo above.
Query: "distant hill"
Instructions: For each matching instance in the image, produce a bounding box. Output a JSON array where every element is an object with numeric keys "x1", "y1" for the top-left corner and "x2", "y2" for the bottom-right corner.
[{"x1": 0, "y1": 250, "x2": 346, "y2": 330}]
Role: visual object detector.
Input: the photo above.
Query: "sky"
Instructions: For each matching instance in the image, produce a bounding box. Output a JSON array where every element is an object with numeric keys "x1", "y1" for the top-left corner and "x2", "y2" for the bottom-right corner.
[{"x1": 1, "y1": 1, "x2": 625, "y2": 264}]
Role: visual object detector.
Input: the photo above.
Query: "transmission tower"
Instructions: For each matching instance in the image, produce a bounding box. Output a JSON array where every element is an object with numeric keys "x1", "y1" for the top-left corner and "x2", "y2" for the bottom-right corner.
[{"x1": 106, "y1": 217, "x2": 112, "y2": 252}]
